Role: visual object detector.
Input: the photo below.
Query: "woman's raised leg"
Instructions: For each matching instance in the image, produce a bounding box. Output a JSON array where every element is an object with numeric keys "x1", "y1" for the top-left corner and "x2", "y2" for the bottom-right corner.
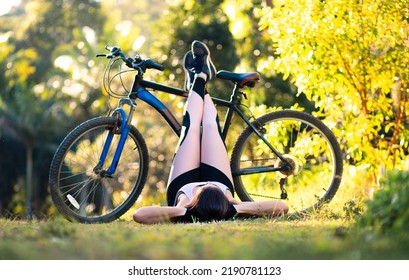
[
  {"x1": 200, "y1": 94, "x2": 234, "y2": 190},
  {"x1": 166, "y1": 75, "x2": 207, "y2": 205},
  {"x1": 167, "y1": 78, "x2": 205, "y2": 182}
]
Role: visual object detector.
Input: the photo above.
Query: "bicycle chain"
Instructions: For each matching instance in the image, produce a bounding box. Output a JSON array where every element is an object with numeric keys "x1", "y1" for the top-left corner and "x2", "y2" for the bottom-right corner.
[
  {"x1": 246, "y1": 192, "x2": 282, "y2": 200},
  {"x1": 239, "y1": 158, "x2": 276, "y2": 164}
]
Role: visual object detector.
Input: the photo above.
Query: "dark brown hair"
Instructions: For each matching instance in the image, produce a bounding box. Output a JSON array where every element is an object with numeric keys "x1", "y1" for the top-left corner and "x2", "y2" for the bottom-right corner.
[{"x1": 186, "y1": 186, "x2": 229, "y2": 222}]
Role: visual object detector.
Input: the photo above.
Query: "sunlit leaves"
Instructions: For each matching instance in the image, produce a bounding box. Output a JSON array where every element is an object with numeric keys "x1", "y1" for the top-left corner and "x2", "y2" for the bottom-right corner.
[
  {"x1": 260, "y1": 0, "x2": 409, "y2": 177},
  {"x1": 4, "y1": 47, "x2": 38, "y2": 86}
]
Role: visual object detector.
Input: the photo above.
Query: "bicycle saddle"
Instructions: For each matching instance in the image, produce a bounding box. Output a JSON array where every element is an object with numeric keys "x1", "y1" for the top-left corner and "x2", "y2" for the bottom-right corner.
[{"x1": 216, "y1": 70, "x2": 260, "y2": 88}]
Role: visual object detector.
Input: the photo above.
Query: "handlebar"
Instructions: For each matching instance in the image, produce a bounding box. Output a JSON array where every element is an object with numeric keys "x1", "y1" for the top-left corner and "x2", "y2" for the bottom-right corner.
[{"x1": 96, "y1": 45, "x2": 164, "y2": 73}]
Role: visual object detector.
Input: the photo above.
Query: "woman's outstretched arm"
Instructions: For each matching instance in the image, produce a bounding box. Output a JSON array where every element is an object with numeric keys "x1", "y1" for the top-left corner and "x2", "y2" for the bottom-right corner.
[
  {"x1": 233, "y1": 201, "x2": 289, "y2": 217},
  {"x1": 133, "y1": 206, "x2": 187, "y2": 224}
]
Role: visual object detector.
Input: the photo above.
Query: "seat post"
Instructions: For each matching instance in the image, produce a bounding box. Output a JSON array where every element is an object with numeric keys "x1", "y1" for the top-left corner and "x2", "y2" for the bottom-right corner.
[
  {"x1": 229, "y1": 83, "x2": 242, "y2": 105},
  {"x1": 220, "y1": 83, "x2": 241, "y2": 141}
]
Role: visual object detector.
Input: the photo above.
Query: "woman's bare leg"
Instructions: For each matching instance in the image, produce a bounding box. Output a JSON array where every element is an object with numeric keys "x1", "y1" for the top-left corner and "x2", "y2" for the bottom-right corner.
[
  {"x1": 167, "y1": 88, "x2": 203, "y2": 183},
  {"x1": 201, "y1": 94, "x2": 234, "y2": 185}
]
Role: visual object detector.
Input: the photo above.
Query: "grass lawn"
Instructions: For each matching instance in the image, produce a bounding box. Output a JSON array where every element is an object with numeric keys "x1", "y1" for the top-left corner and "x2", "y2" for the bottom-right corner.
[{"x1": 1, "y1": 217, "x2": 408, "y2": 260}]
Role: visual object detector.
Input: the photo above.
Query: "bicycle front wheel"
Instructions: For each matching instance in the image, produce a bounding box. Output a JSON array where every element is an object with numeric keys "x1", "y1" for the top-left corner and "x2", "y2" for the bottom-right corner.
[
  {"x1": 231, "y1": 110, "x2": 343, "y2": 215},
  {"x1": 49, "y1": 116, "x2": 149, "y2": 223}
]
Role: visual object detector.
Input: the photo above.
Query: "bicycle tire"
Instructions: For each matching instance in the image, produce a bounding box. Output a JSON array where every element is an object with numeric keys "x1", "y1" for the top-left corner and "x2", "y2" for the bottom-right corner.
[
  {"x1": 230, "y1": 110, "x2": 343, "y2": 215},
  {"x1": 49, "y1": 116, "x2": 149, "y2": 223}
]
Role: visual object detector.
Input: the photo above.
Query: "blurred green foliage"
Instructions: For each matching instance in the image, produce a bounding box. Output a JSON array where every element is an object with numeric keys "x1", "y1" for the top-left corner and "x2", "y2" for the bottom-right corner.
[{"x1": 358, "y1": 171, "x2": 409, "y2": 233}]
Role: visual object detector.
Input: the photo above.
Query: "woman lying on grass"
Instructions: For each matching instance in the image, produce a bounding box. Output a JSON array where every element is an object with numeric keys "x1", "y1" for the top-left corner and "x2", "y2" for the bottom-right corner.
[{"x1": 133, "y1": 41, "x2": 288, "y2": 224}]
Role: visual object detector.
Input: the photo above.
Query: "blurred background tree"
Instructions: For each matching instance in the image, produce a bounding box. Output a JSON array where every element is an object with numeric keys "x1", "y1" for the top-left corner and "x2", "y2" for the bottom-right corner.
[{"x1": 1, "y1": 0, "x2": 107, "y2": 218}]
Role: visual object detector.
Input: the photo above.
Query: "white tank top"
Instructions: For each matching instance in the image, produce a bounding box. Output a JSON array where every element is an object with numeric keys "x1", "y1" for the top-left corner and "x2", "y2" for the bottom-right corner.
[{"x1": 175, "y1": 181, "x2": 230, "y2": 204}]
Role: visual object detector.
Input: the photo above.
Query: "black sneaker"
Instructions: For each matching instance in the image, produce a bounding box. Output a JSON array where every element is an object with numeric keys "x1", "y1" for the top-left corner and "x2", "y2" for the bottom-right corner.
[
  {"x1": 191, "y1": 40, "x2": 217, "y2": 81},
  {"x1": 182, "y1": 50, "x2": 195, "y2": 91}
]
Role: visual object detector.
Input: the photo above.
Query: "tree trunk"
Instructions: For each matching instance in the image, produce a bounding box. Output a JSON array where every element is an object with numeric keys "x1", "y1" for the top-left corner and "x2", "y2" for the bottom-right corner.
[{"x1": 264, "y1": 0, "x2": 273, "y2": 7}]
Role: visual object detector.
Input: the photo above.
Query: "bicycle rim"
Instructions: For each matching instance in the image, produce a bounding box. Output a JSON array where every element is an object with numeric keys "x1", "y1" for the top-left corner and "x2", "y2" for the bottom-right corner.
[
  {"x1": 231, "y1": 110, "x2": 343, "y2": 215},
  {"x1": 49, "y1": 117, "x2": 148, "y2": 223}
]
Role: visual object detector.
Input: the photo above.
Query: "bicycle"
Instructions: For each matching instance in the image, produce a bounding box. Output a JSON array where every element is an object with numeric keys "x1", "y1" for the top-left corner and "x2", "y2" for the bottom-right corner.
[{"x1": 49, "y1": 45, "x2": 343, "y2": 223}]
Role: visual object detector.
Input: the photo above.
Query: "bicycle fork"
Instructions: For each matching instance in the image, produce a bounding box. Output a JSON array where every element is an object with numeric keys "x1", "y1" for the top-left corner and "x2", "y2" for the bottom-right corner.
[{"x1": 94, "y1": 98, "x2": 136, "y2": 177}]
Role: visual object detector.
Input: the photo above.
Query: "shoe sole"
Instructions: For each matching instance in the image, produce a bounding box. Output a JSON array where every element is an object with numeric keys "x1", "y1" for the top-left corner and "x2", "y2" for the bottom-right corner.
[
  {"x1": 183, "y1": 51, "x2": 195, "y2": 91},
  {"x1": 192, "y1": 40, "x2": 217, "y2": 80}
]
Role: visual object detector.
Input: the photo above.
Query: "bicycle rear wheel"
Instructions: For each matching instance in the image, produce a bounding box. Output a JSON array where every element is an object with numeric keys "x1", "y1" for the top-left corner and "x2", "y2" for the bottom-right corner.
[
  {"x1": 231, "y1": 110, "x2": 343, "y2": 216},
  {"x1": 49, "y1": 116, "x2": 149, "y2": 223}
]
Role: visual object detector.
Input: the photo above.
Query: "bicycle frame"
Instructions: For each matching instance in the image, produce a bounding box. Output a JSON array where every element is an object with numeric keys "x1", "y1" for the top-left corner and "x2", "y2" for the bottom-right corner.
[{"x1": 96, "y1": 74, "x2": 288, "y2": 177}]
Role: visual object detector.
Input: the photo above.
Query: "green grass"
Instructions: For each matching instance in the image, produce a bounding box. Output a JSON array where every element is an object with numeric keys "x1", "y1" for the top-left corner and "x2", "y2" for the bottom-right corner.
[
  {"x1": 2, "y1": 168, "x2": 408, "y2": 260},
  {"x1": 1, "y1": 217, "x2": 408, "y2": 260}
]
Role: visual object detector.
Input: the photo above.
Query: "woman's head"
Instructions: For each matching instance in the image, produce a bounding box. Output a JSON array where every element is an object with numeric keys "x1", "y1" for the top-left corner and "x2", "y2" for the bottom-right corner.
[{"x1": 187, "y1": 185, "x2": 229, "y2": 222}]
